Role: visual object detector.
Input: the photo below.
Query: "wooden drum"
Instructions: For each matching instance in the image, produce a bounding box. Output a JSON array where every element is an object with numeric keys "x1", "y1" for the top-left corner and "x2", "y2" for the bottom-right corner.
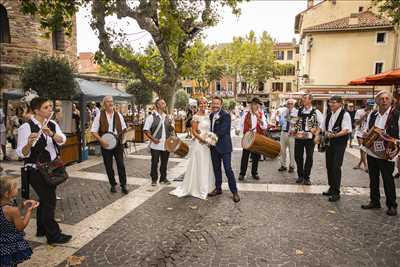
[
  {"x1": 242, "y1": 132, "x2": 281, "y2": 159},
  {"x1": 165, "y1": 136, "x2": 189, "y2": 157}
]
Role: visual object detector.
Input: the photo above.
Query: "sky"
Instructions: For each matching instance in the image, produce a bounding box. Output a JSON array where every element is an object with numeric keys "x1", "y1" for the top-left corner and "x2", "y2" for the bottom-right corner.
[{"x1": 76, "y1": 0, "x2": 308, "y2": 54}]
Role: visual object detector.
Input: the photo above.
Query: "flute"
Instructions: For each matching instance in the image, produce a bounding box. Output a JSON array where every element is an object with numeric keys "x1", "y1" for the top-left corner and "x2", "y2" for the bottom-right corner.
[{"x1": 32, "y1": 112, "x2": 55, "y2": 147}]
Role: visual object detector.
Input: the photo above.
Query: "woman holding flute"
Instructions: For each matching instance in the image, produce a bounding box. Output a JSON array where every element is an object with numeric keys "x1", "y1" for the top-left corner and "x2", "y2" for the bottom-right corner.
[{"x1": 16, "y1": 97, "x2": 72, "y2": 244}]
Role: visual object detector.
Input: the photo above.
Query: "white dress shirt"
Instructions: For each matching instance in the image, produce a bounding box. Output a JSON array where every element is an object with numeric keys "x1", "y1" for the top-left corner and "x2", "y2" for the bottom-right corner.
[
  {"x1": 240, "y1": 110, "x2": 267, "y2": 132},
  {"x1": 143, "y1": 111, "x2": 168, "y2": 151},
  {"x1": 322, "y1": 107, "x2": 352, "y2": 132},
  {"x1": 91, "y1": 111, "x2": 127, "y2": 134},
  {"x1": 16, "y1": 117, "x2": 66, "y2": 161}
]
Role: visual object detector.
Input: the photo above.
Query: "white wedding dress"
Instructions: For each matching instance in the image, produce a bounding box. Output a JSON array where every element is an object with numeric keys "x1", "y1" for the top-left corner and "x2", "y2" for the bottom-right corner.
[{"x1": 170, "y1": 114, "x2": 215, "y2": 200}]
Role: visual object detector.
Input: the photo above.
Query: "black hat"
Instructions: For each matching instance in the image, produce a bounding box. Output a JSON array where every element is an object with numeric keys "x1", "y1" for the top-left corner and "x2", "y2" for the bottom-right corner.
[
  {"x1": 250, "y1": 97, "x2": 261, "y2": 105},
  {"x1": 329, "y1": 95, "x2": 343, "y2": 103}
]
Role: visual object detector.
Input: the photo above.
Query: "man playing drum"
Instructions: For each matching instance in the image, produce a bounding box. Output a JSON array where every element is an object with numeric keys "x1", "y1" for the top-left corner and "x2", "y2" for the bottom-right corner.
[
  {"x1": 238, "y1": 97, "x2": 267, "y2": 181},
  {"x1": 91, "y1": 96, "x2": 128, "y2": 194},
  {"x1": 361, "y1": 91, "x2": 399, "y2": 216}
]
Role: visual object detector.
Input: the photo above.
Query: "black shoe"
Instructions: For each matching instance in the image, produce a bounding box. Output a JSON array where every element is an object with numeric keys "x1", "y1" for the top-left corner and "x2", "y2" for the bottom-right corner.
[
  {"x1": 121, "y1": 186, "x2": 128, "y2": 194},
  {"x1": 48, "y1": 234, "x2": 72, "y2": 245},
  {"x1": 238, "y1": 174, "x2": 245, "y2": 181},
  {"x1": 295, "y1": 177, "x2": 303, "y2": 184},
  {"x1": 288, "y1": 167, "x2": 294, "y2": 173},
  {"x1": 233, "y1": 192, "x2": 240, "y2": 203},
  {"x1": 160, "y1": 180, "x2": 171, "y2": 185},
  {"x1": 303, "y1": 179, "x2": 311, "y2": 186},
  {"x1": 3, "y1": 156, "x2": 11, "y2": 161},
  {"x1": 208, "y1": 189, "x2": 222, "y2": 197},
  {"x1": 36, "y1": 231, "x2": 45, "y2": 237},
  {"x1": 110, "y1": 186, "x2": 117, "y2": 193},
  {"x1": 252, "y1": 175, "x2": 260, "y2": 180},
  {"x1": 328, "y1": 195, "x2": 340, "y2": 202},
  {"x1": 322, "y1": 190, "x2": 333, "y2": 196},
  {"x1": 278, "y1": 166, "x2": 287, "y2": 172},
  {"x1": 387, "y1": 207, "x2": 397, "y2": 216},
  {"x1": 361, "y1": 203, "x2": 381, "y2": 210},
  {"x1": 151, "y1": 181, "x2": 157, "y2": 186},
  {"x1": 394, "y1": 173, "x2": 400, "y2": 179}
]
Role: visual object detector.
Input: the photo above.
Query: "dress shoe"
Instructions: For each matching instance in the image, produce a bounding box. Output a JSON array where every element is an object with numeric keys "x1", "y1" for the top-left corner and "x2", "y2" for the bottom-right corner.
[
  {"x1": 288, "y1": 167, "x2": 294, "y2": 173},
  {"x1": 151, "y1": 181, "x2": 157, "y2": 186},
  {"x1": 322, "y1": 190, "x2": 333, "y2": 196},
  {"x1": 252, "y1": 175, "x2": 260, "y2": 180},
  {"x1": 3, "y1": 156, "x2": 10, "y2": 161},
  {"x1": 361, "y1": 203, "x2": 381, "y2": 210},
  {"x1": 160, "y1": 180, "x2": 171, "y2": 185},
  {"x1": 48, "y1": 234, "x2": 72, "y2": 245},
  {"x1": 387, "y1": 207, "x2": 397, "y2": 216},
  {"x1": 121, "y1": 186, "x2": 128, "y2": 194},
  {"x1": 232, "y1": 192, "x2": 240, "y2": 203},
  {"x1": 110, "y1": 186, "x2": 117, "y2": 193},
  {"x1": 208, "y1": 189, "x2": 222, "y2": 197},
  {"x1": 303, "y1": 179, "x2": 311, "y2": 186},
  {"x1": 278, "y1": 166, "x2": 287, "y2": 172},
  {"x1": 328, "y1": 195, "x2": 340, "y2": 202},
  {"x1": 295, "y1": 177, "x2": 303, "y2": 184},
  {"x1": 238, "y1": 174, "x2": 245, "y2": 181}
]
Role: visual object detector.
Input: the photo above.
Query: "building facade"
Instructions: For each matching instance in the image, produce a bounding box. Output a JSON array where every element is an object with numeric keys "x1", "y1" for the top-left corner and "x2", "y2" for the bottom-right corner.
[{"x1": 293, "y1": 0, "x2": 396, "y2": 111}]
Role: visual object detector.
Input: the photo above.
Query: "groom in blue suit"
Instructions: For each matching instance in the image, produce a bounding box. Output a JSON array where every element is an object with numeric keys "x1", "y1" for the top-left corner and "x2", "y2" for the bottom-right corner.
[{"x1": 208, "y1": 96, "x2": 240, "y2": 203}]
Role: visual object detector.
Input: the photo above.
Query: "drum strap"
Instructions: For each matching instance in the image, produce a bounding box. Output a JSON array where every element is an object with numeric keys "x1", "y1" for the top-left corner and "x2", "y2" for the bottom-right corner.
[{"x1": 152, "y1": 119, "x2": 163, "y2": 141}]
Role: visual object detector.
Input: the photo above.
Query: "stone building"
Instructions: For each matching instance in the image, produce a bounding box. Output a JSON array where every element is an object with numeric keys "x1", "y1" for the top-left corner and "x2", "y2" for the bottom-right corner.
[{"x1": 0, "y1": 0, "x2": 77, "y2": 91}]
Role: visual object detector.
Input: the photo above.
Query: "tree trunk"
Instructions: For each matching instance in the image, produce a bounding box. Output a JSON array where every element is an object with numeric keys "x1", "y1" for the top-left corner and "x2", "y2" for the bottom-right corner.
[{"x1": 159, "y1": 84, "x2": 177, "y2": 114}]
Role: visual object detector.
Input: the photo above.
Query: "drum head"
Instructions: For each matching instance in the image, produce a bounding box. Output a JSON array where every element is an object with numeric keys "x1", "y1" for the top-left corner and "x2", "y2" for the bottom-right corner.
[
  {"x1": 102, "y1": 132, "x2": 117, "y2": 149},
  {"x1": 165, "y1": 136, "x2": 180, "y2": 152},
  {"x1": 241, "y1": 132, "x2": 255, "y2": 149}
]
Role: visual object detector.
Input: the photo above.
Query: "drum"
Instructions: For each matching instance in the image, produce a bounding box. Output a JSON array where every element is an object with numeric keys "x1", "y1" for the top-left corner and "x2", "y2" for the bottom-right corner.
[
  {"x1": 165, "y1": 136, "x2": 189, "y2": 157},
  {"x1": 101, "y1": 132, "x2": 118, "y2": 150},
  {"x1": 362, "y1": 127, "x2": 399, "y2": 160},
  {"x1": 242, "y1": 132, "x2": 281, "y2": 159}
]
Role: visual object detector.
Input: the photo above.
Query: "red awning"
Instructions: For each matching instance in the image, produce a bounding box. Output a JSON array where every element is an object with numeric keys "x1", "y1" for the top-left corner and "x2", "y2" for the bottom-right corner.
[
  {"x1": 349, "y1": 69, "x2": 400, "y2": 86},
  {"x1": 348, "y1": 77, "x2": 371, "y2": 86}
]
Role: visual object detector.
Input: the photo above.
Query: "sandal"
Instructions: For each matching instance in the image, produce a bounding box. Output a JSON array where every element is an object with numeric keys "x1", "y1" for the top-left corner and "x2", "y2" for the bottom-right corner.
[{"x1": 353, "y1": 165, "x2": 361, "y2": 170}]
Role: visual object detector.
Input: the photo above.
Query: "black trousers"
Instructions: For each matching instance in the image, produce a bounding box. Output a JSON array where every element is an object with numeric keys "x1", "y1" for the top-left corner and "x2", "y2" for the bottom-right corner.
[
  {"x1": 239, "y1": 149, "x2": 260, "y2": 177},
  {"x1": 101, "y1": 144, "x2": 127, "y2": 187},
  {"x1": 367, "y1": 155, "x2": 397, "y2": 208},
  {"x1": 150, "y1": 149, "x2": 170, "y2": 182},
  {"x1": 29, "y1": 169, "x2": 61, "y2": 241},
  {"x1": 294, "y1": 139, "x2": 315, "y2": 180},
  {"x1": 325, "y1": 140, "x2": 347, "y2": 195}
]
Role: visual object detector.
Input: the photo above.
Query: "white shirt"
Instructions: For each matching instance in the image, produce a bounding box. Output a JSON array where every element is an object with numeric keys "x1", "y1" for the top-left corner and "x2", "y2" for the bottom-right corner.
[
  {"x1": 322, "y1": 107, "x2": 352, "y2": 132},
  {"x1": 280, "y1": 107, "x2": 298, "y2": 132},
  {"x1": 16, "y1": 117, "x2": 66, "y2": 161},
  {"x1": 91, "y1": 111, "x2": 127, "y2": 134},
  {"x1": 240, "y1": 110, "x2": 267, "y2": 132},
  {"x1": 300, "y1": 106, "x2": 323, "y2": 130},
  {"x1": 143, "y1": 111, "x2": 168, "y2": 151},
  {"x1": 0, "y1": 108, "x2": 5, "y2": 132}
]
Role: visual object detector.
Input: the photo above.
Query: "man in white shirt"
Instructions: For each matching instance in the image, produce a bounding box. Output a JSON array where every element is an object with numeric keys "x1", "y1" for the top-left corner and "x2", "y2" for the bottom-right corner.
[
  {"x1": 278, "y1": 99, "x2": 298, "y2": 173},
  {"x1": 91, "y1": 96, "x2": 128, "y2": 194},
  {"x1": 144, "y1": 99, "x2": 174, "y2": 186},
  {"x1": 353, "y1": 102, "x2": 374, "y2": 171},
  {"x1": 238, "y1": 97, "x2": 267, "y2": 181},
  {"x1": 361, "y1": 91, "x2": 398, "y2": 216},
  {"x1": 321, "y1": 96, "x2": 352, "y2": 202}
]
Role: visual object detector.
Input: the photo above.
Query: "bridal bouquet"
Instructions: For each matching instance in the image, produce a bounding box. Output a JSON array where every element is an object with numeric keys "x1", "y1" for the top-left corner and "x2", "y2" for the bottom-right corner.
[{"x1": 201, "y1": 132, "x2": 218, "y2": 146}]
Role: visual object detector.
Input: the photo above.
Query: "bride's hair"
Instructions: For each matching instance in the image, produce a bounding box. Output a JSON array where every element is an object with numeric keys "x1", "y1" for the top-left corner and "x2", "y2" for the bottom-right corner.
[{"x1": 198, "y1": 97, "x2": 208, "y2": 105}]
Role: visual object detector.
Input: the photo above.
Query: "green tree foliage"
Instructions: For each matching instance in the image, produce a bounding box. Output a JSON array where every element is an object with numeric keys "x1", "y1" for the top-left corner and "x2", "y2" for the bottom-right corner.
[
  {"x1": 222, "y1": 99, "x2": 237, "y2": 111},
  {"x1": 19, "y1": 55, "x2": 77, "y2": 100},
  {"x1": 174, "y1": 89, "x2": 189, "y2": 110},
  {"x1": 126, "y1": 80, "x2": 153, "y2": 108},
  {"x1": 374, "y1": 0, "x2": 400, "y2": 26}
]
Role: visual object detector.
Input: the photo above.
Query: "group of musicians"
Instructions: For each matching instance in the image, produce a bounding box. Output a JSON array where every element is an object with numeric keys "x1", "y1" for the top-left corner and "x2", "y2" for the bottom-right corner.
[{"x1": 239, "y1": 92, "x2": 398, "y2": 216}]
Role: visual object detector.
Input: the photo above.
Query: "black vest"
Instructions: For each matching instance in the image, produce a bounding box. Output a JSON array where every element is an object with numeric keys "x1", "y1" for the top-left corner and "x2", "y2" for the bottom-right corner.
[
  {"x1": 24, "y1": 120, "x2": 58, "y2": 165},
  {"x1": 150, "y1": 113, "x2": 171, "y2": 139},
  {"x1": 368, "y1": 107, "x2": 400, "y2": 139},
  {"x1": 325, "y1": 109, "x2": 347, "y2": 144}
]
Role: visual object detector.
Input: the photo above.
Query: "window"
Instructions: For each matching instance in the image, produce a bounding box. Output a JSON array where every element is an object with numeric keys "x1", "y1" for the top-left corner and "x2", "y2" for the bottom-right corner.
[
  {"x1": 52, "y1": 28, "x2": 65, "y2": 51},
  {"x1": 272, "y1": 82, "x2": 283, "y2": 92},
  {"x1": 0, "y1": 5, "x2": 10, "y2": 43},
  {"x1": 295, "y1": 47, "x2": 299, "y2": 54},
  {"x1": 287, "y1": 50, "x2": 293, "y2": 60},
  {"x1": 376, "y1": 32, "x2": 386, "y2": 44},
  {"x1": 228, "y1": 82, "x2": 233, "y2": 91},
  {"x1": 358, "y1": 6, "x2": 364, "y2": 12},
  {"x1": 216, "y1": 80, "x2": 221, "y2": 91},
  {"x1": 258, "y1": 81, "x2": 264, "y2": 92},
  {"x1": 375, "y1": 62, "x2": 383, "y2": 74},
  {"x1": 241, "y1": 81, "x2": 247, "y2": 92},
  {"x1": 275, "y1": 51, "x2": 284, "y2": 60},
  {"x1": 286, "y1": 82, "x2": 292, "y2": 92}
]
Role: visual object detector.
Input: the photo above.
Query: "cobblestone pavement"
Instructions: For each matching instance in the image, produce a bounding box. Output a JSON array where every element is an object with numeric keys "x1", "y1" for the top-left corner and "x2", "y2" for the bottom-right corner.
[
  {"x1": 83, "y1": 158, "x2": 179, "y2": 179},
  {"x1": 58, "y1": 188, "x2": 400, "y2": 267}
]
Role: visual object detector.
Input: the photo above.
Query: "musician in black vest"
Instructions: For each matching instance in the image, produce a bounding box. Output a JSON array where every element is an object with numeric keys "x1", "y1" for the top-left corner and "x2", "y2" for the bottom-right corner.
[
  {"x1": 144, "y1": 99, "x2": 174, "y2": 186},
  {"x1": 294, "y1": 94, "x2": 323, "y2": 185},
  {"x1": 321, "y1": 96, "x2": 352, "y2": 202},
  {"x1": 361, "y1": 91, "x2": 399, "y2": 216},
  {"x1": 16, "y1": 97, "x2": 72, "y2": 244},
  {"x1": 91, "y1": 96, "x2": 128, "y2": 194}
]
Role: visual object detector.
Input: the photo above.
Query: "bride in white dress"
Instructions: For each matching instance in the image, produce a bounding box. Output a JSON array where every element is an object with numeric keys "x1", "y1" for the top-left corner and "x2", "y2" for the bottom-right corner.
[{"x1": 170, "y1": 97, "x2": 215, "y2": 200}]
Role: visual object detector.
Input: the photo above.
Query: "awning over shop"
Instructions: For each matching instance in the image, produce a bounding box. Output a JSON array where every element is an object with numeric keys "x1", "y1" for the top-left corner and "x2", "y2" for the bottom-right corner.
[{"x1": 349, "y1": 69, "x2": 400, "y2": 86}]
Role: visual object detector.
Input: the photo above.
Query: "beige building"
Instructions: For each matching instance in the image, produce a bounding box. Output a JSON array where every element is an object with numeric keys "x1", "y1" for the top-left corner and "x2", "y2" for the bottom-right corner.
[{"x1": 293, "y1": 0, "x2": 396, "y2": 111}]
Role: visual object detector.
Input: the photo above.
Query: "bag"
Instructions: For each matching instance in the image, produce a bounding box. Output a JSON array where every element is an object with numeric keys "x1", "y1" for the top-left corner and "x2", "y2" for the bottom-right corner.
[
  {"x1": 21, "y1": 166, "x2": 30, "y2": 199},
  {"x1": 36, "y1": 157, "x2": 69, "y2": 187}
]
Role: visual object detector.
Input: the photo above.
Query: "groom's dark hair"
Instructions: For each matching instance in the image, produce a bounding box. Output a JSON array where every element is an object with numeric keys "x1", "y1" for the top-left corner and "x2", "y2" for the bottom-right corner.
[{"x1": 212, "y1": 96, "x2": 223, "y2": 104}]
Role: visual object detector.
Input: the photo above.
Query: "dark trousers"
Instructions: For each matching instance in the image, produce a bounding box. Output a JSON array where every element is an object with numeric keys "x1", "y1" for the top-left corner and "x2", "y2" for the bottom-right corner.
[
  {"x1": 150, "y1": 149, "x2": 170, "y2": 182},
  {"x1": 325, "y1": 140, "x2": 347, "y2": 195},
  {"x1": 239, "y1": 149, "x2": 260, "y2": 177},
  {"x1": 29, "y1": 169, "x2": 61, "y2": 241},
  {"x1": 101, "y1": 144, "x2": 127, "y2": 187},
  {"x1": 367, "y1": 155, "x2": 397, "y2": 208},
  {"x1": 211, "y1": 149, "x2": 238, "y2": 193},
  {"x1": 295, "y1": 139, "x2": 315, "y2": 180}
]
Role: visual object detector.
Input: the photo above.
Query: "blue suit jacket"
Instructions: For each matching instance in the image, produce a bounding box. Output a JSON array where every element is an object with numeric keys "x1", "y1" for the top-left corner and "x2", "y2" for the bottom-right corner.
[{"x1": 210, "y1": 109, "x2": 233, "y2": 154}]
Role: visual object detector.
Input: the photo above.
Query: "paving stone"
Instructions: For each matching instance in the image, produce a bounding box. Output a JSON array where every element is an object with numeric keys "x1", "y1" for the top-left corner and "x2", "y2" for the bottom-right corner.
[{"x1": 58, "y1": 188, "x2": 400, "y2": 267}]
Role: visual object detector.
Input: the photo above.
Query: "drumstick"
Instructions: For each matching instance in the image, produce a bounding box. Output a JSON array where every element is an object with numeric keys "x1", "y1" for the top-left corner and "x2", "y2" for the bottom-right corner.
[{"x1": 32, "y1": 112, "x2": 55, "y2": 147}]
